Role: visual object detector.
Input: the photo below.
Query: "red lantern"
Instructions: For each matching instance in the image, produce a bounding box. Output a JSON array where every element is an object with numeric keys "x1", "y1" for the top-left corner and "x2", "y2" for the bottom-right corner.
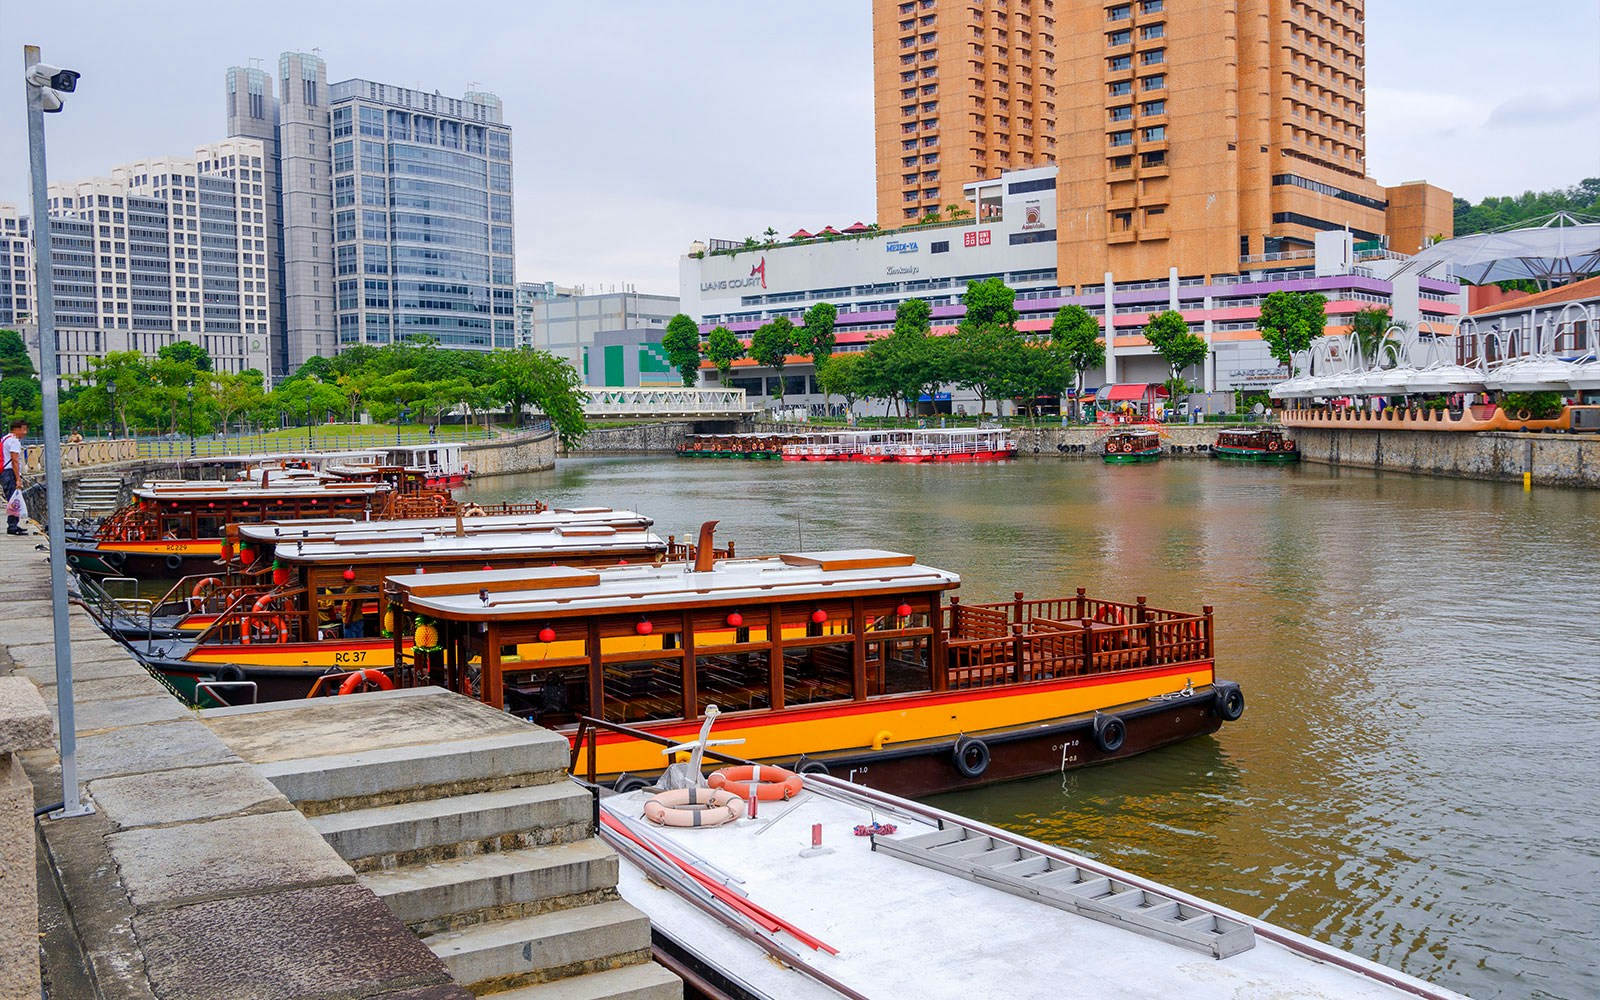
[
  {"x1": 897, "y1": 603, "x2": 913, "y2": 618},
  {"x1": 811, "y1": 609, "x2": 828, "y2": 624},
  {"x1": 239, "y1": 547, "x2": 256, "y2": 566},
  {"x1": 618, "y1": 559, "x2": 628, "y2": 565},
  {"x1": 272, "y1": 568, "x2": 289, "y2": 586},
  {"x1": 636, "y1": 619, "x2": 654, "y2": 636},
  {"x1": 726, "y1": 612, "x2": 743, "y2": 628},
  {"x1": 220, "y1": 541, "x2": 232, "y2": 559},
  {"x1": 343, "y1": 568, "x2": 356, "y2": 582},
  {"x1": 538, "y1": 627, "x2": 556, "y2": 643}
]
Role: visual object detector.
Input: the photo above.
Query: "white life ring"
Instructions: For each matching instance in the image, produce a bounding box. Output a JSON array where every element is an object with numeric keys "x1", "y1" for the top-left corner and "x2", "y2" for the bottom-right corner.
[{"x1": 642, "y1": 787, "x2": 747, "y2": 828}]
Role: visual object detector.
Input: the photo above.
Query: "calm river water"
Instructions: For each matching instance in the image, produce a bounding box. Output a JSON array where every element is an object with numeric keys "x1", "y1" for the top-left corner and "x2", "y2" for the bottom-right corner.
[{"x1": 468, "y1": 455, "x2": 1600, "y2": 1000}]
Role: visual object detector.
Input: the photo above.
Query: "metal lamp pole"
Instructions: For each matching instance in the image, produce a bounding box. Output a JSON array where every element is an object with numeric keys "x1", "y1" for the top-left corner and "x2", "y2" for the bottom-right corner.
[
  {"x1": 186, "y1": 386, "x2": 195, "y2": 457},
  {"x1": 24, "y1": 44, "x2": 92, "y2": 819},
  {"x1": 304, "y1": 387, "x2": 312, "y2": 451}
]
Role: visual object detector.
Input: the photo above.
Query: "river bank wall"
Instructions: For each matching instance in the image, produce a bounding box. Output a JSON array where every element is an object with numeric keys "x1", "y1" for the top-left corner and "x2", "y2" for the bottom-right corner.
[
  {"x1": 1295, "y1": 428, "x2": 1600, "y2": 488},
  {"x1": 460, "y1": 428, "x2": 556, "y2": 476}
]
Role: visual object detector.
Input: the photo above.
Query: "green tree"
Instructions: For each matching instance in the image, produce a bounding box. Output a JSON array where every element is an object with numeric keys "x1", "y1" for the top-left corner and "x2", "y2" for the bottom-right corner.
[
  {"x1": 1051, "y1": 305, "x2": 1104, "y2": 406},
  {"x1": 212, "y1": 369, "x2": 267, "y2": 435},
  {"x1": 1453, "y1": 178, "x2": 1600, "y2": 237},
  {"x1": 157, "y1": 340, "x2": 212, "y2": 373},
  {"x1": 661, "y1": 313, "x2": 704, "y2": 387},
  {"x1": 959, "y1": 277, "x2": 1019, "y2": 330},
  {"x1": 799, "y1": 302, "x2": 838, "y2": 368},
  {"x1": 0, "y1": 375, "x2": 41, "y2": 430},
  {"x1": 704, "y1": 326, "x2": 745, "y2": 383},
  {"x1": 946, "y1": 323, "x2": 1014, "y2": 416},
  {"x1": 76, "y1": 351, "x2": 151, "y2": 435},
  {"x1": 1348, "y1": 306, "x2": 1409, "y2": 366},
  {"x1": 1257, "y1": 291, "x2": 1326, "y2": 375},
  {"x1": 0, "y1": 330, "x2": 34, "y2": 378},
  {"x1": 484, "y1": 348, "x2": 588, "y2": 445},
  {"x1": 866, "y1": 300, "x2": 944, "y2": 415},
  {"x1": 1142, "y1": 310, "x2": 1209, "y2": 389},
  {"x1": 999, "y1": 339, "x2": 1076, "y2": 424},
  {"x1": 748, "y1": 316, "x2": 799, "y2": 403},
  {"x1": 814, "y1": 352, "x2": 866, "y2": 412}
]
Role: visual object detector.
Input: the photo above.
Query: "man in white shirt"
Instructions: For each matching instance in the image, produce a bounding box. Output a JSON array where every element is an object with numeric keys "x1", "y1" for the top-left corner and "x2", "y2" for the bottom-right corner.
[{"x1": 2, "y1": 418, "x2": 25, "y2": 535}]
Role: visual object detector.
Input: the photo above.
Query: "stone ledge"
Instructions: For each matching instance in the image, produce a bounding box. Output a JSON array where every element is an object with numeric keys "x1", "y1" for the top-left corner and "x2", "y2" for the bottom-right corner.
[{"x1": 0, "y1": 676, "x2": 53, "y2": 752}]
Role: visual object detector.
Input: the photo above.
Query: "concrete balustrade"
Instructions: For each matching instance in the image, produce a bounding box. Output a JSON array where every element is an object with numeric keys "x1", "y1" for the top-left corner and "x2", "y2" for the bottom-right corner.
[
  {"x1": 0, "y1": 677, "x2": 54, "y2": 1000},
  {"x1": 19, "y1": 438, "x2": 140, "y2": 474}
]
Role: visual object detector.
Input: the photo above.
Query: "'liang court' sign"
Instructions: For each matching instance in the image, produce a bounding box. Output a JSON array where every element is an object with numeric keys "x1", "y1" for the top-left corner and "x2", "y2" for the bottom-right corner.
[{"x1": 700, "y1": 256, "x2": 767, "y2": 294}]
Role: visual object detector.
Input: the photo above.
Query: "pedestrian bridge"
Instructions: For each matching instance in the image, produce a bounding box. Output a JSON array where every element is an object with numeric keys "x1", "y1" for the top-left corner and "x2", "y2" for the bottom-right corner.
[{"x1": 581, "y1": 386, "x2": 752, "y2": 419}]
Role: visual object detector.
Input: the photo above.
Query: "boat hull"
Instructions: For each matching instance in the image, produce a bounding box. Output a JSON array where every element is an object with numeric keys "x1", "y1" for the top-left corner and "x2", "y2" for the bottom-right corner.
[
  {"x1": 1103, "y1": 450, "x2": 1162, "y2": 463},
  {"x1": 1210, "y1": 446, "x2": 1299, "y2": 463},
  {"x1": 67, "y1": 541, "x2": 220, "y2": 578}
]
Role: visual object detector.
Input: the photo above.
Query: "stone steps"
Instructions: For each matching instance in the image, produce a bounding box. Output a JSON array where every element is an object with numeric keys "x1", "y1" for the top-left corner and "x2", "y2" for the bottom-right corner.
[
  {"x1": 309, "y1": 781, "x2": 594, "y2": 873},
  {"x1": 481, "y1": 962, "x2": 682, "y2": 1000},
  {"x1": 426, "y1": 899, "x2": 654, "y2": 996},
  {"x1": 362, "y1": 839, "x2": 620, "y2": 936}
]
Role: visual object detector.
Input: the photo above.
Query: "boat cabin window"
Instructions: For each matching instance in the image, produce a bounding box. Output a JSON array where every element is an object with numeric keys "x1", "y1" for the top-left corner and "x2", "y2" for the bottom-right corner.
[
  {"x1": 783, "y1": 642, "x2": 854, "y2": 706},
  {"x1": 870, "y1": 635, "x2": 934, "y2": 695},
  {"x1": 161, "y1": 515, "x2": 189, "y2": 539},
  {"x1": 604, "y1": 658, "x2": 684, "y2": 723},
  {"x1": 510, "y1": 666, "x2": 589, "y2": 729},
  {"x1": 195, "y1": 515, "x2": 225, "y2": 538}
]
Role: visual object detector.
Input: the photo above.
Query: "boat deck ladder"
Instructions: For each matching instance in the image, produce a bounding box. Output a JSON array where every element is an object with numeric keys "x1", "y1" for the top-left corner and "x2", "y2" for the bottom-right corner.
[{"x1": 874, "y1": 824, "x2": 1256, "y2": 959}]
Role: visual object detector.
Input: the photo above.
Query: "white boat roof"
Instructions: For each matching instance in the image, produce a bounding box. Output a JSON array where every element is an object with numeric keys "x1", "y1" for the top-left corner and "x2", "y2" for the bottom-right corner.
[
  {"x1": 604, "y1": 785, "x2": 1466, "y2": 1000},
  {"x1": 182, "y1": 449, "x2": 388, "y2": 465},
  {"x1": 238, "y1": 508, "x2": 653, "y2": 544},
  {"x1": 388, "y1": 550, "x2": 960, "y2": 619},
  {"x1": 132, "y1": 481, "x2": 391, "y2": 500},
  {"x1": 277, "y1": 526, "x2": 668, "y2": 564}
]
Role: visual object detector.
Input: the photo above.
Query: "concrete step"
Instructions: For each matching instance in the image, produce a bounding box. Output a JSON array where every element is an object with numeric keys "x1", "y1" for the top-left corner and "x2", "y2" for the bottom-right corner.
[
  {"x1": 258, "y1": 729, "x2": 573, "y2": 814},
  {"x1": 362, "y1": 839, "x2": 620, "y2": 935},
  {"x1": 309, "y1": 781, "x2": 593, "y2": 872},
  {"x1": 428, "y1": 898, "x2": 653, "y2": 994},
  {"x1": 481, "y1": 962, "x2": 681, "y2": 1000}
]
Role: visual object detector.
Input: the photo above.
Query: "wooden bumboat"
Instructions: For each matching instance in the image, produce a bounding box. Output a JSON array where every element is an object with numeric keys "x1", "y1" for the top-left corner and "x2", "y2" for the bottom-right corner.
[
  {"x1": 379, "y1": 535, "x2": 1243, "y2": 796},
  {"x1": 128, "y1": 510, "x2": 736, "y2": 706},
  {"x1": 778, "y1": 429, "x2": 1019, "y2": 464},
  {"x1": 1102, "y1": 429, "x2": 1162, "y2": 463},
  {"x1": 65, "y1": 480, "x2": 396, "y2": 578},
  {"x1": 677, "y1": 434, "x2": 801, "y2": 460},
  {"x1": 1210, "y1": 427, "x2": 1300, "y2": 462}
]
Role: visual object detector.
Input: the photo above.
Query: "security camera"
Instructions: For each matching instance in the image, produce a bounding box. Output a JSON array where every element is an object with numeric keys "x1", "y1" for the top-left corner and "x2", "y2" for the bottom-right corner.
[
  {"x1": 25, "y1": 64, "x2": 80, "y2": 92},
  {"x1": 40, "y1": 90, "x2": 63, "y2": 113}
]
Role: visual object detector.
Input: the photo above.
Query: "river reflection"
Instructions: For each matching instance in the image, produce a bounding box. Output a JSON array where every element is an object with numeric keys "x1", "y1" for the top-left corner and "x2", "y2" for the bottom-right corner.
[{"x1": 469, "y1": 456, "x2": 1600, "y2": 1000}]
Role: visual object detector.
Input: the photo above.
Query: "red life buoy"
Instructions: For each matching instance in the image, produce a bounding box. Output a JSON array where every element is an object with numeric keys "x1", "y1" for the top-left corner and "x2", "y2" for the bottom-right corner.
[
  {"x1": 1268, "y1": 440, "x2": 1280, "y2": 451},
  {"x1": 191, "y1": 577, "x2": 223, "y2": 600},
  {"x1": 709, "y1": 765, "x2": 805, "y2": 801},
  {"x1": 337, "y1": 669, "x2": 395, "y2": 696},
  {"x1": 243, "y1": 594, "x2": 287, "y2": 645},
  {"x1": 1096, "y1": 605, "x2": 1126, "y2": 626}
]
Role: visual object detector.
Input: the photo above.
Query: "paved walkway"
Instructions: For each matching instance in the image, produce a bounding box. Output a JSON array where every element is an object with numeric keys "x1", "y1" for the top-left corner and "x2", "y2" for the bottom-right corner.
[{"x1": 2, "y1": 537, "x2": 470, "y2": 1000}]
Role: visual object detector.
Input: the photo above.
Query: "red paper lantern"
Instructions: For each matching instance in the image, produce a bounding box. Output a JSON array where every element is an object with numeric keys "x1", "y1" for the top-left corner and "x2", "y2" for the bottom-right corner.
[
  {"x1": 272, "y1": 568, "x2": 289, "y2": 586},
  {"x1": 481, "y1": 564, "x2": 493, "y2": 571},
  {"x1": 726, "y1": 612, "x2": 743, "y2": 628},
  {"x1": 897, "y1": 603, "x2": 913, "y2": 617},
  {"x1": 618, "y1": 559, "x2": 628, "y2": 565},
  {"x1": 538, "y1": 627, "x2": 556, "y2": 643},
  {"x1": 343, "y1": 568, "x2": 356, "y2": 582},
  {"x1": 239, "y1": 548, "x2": 256, "y2": 565},
  {"x1": 635, "y1": 619, "x2": 654, "y2": 636},
  {"x1": 811, "y1": 609, "x2": 828, "y2": 624}
]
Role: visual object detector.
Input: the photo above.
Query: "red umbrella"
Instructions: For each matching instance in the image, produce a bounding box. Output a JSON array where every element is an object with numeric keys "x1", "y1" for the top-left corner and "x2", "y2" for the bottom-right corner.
[
  {"x1": 819, "y1": 225, "x2": 841, "y2": 236},
  {"x1": 842, "y1": 221, "x2": 871, "y2": 234},
  {"x1": 790, "y1": 229, "x2": 814, "y2": 240}
]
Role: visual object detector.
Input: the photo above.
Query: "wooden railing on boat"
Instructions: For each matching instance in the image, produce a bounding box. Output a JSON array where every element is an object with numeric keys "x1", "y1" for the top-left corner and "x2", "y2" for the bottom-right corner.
[{"x1": 942, "y1": 589, "x2": 1212, "y2": 689}]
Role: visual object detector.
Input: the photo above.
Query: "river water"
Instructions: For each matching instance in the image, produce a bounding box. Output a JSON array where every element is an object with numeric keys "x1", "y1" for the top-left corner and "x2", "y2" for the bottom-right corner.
[{"x1": 468, "y1": 455, "x2": 1600, "y2": 1000}]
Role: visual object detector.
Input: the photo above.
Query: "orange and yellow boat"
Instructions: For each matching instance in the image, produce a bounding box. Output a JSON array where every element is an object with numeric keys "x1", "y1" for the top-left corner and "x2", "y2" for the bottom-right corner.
[{"x1": 378, "y1": 529, "x2": 1244, "y2": 795}]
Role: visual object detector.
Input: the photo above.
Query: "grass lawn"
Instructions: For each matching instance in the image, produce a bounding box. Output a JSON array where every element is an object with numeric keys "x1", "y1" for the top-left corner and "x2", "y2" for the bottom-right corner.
[{"x1": 135, "y1": 422, "x2": 501, "y2": 459}]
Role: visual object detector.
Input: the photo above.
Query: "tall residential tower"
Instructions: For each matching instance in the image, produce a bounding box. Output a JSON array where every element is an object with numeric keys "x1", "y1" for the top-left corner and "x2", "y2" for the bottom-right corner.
[{"x1": 872, "y1": 0, "x2": 1060, "y2": 228}]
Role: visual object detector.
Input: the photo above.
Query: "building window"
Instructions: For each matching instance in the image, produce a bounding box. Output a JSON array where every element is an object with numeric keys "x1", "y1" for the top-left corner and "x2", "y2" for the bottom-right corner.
[
  {"x1": 1107, "y1": 29, "x2": 1131, "y2": 46},
  {"x1": 1107, "y1": 4, "x2": 1131, "y2": 20},
  {"x1": 1141, "y1": 74, "x2": 1166, "y2": 90},
  {"x1": 1141, "y1": 150, "x2": 1166, "y2": 167},
  {"x1": 1109, "y1": 106, "x2": 1132, "y2": 122},
  {"x1": 1108, "y1": 55, "x2": 1131, "y2": 71},
  {"x1": 1109, "y1": 80, "x2": 1132, "y2": 97},
  {"x1": 1110, "y1": 154, "x2": 1133, "y2": 170},
  {"x1": 1109, "y1": 130, "x2": 1133, "y2": 147},
  {"x1": 1139, "y1": 49, "x2": 1165, "y2": 65},
  {"x1": 931, "y1": 240, "x2": 950, "y2": 253},
  {"x1": 1009, "y1": 229, "x2": 1057, "y2": 245},
  {"x1": 1140, "y1": 0, "x2": 1164, "y2": 11},
  {"x1": 1139, "y1": 24, "x2": 1165, "y2": 40},
  {"x1": 1112, "y1": 212, "x2": 1133, "y2": 232},
  {"x1": 1141, "y1": 125, "x2": 1166, "y2": 142},
  {"x1": 1140, "y1": 99, "x2": 1166, "y2": 116}
]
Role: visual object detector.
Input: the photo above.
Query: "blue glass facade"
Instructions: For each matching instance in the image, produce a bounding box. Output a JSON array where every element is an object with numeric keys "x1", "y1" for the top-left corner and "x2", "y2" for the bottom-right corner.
[{"x1": 328, "y1": 84, "x2": 514, "y2": 351}]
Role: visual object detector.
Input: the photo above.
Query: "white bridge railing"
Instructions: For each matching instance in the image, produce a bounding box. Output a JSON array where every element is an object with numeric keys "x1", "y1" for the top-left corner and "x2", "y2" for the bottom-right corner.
[{"x1": 581, "y1": 387, "x2": 751, "y2": 418}]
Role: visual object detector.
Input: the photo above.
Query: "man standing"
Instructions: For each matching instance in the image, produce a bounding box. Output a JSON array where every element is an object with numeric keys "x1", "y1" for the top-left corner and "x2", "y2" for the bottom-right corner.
[{"x1": 2, "y1": 419, "x2": 26, "y2": 535}]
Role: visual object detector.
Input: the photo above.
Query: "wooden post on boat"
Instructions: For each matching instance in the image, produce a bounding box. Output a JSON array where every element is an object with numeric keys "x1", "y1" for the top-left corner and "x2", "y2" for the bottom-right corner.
[
  {"x1": 1202, "y1": 604, "x2": 1215, "y2": 660},
  {"x1": 1011, "y1": 622, "x2": 1026, "y2": 682},
  {"x1": 694, "y1": 521, "x2": 719, "y2": 573},
  {"x1": 851, "y1": 597, "x2": 868, "y2": 698},
  {"x1": 948, "y1": 596, "x2": 961, "y2": 638},
  {"x1": 1075, "y1": 587, "x2": 1087, "y2": 620},
  {"x1": 681, "y1": 615, "x2": 698, "y2": 720},
  {"x1": 1136, "y1": 595, "x2": 1150, "y2": 666},
  {"x1": 455, "y1": 511, "x2": 465, "y2": 538},
  {"x1": 768, "y1": 604, "x2": 786, "y2": 711},
  {"x1": 586, "y1": 619, "x2": 604, "y2": 720},
  {"x1": 1013, "y1": 591, "x2": 1025, "y2": 627}
]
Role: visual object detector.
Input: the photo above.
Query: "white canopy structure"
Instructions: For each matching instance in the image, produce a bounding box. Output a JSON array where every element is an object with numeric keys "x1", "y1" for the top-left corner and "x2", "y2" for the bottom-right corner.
[{"x1": 1396, "y1": 213, "x2": 1600, "y2": 286}]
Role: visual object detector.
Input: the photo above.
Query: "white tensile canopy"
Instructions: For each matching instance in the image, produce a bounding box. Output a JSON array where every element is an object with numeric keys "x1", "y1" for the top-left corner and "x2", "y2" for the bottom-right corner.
[{"x1": 1396, "y1": 213, "x2": 1600, "y2": 286}]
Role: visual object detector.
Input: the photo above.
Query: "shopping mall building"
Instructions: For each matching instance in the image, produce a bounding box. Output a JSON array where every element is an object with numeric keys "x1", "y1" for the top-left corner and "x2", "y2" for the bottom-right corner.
[{"x1": 678, "y1": 167, "x2": 1464, "y2": 413}]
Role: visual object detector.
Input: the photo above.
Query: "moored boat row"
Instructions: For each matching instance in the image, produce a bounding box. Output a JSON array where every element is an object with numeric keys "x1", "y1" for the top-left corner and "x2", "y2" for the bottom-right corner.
[{"x1": 777, "y1": 428, "x2": 1018, "y2": 463}]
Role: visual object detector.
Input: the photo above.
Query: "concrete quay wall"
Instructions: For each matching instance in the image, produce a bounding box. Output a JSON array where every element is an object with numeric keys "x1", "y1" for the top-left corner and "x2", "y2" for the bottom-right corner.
[
  {"x1": 461, "y1": 429, "x2": 557, "y2": 477},
  {"x1": 1, "y1": 547, "x2": 471, "y2": 1000},
  {"x1": 1296, "y1": 429, "x2": 1600, "y2": 488}
]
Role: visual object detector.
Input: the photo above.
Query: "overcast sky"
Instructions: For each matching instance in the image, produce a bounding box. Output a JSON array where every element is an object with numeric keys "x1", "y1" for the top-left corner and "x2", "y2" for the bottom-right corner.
[{"x1": 3, "y1": 2, "x2": 1597, "y2": 295}]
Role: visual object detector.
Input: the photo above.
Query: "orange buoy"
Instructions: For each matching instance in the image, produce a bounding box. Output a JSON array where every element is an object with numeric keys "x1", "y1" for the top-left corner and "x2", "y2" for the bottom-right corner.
[
  {"x1": 337, "y1": 668, "x2": 395, "y2": 696},
  {"x1": 709, "y1": 764, "x2": 805, "y2": 801}
]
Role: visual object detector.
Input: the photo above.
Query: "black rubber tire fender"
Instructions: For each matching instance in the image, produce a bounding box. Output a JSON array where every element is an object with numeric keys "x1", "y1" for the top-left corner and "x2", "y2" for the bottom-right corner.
[
  {"x1": 795, "y1": 759, "x2": 830, "y2": 776},
  {"x1": 1093, "y1": 714, "x2": 1127, "y2": 754},
  {"x1": 613, "y1": 774, "x2": 652, "y2": 794},
  {"x1": 1215, "y1": 682, "x2": 1246, "y2": 722},
  {"x1": 215, "y1": 664, "x2": 247, "y2": 684},
  {"x1": 953, "y1": 736, "x2": 991, "y2": 779},
  {"x1": 164, "y1": 555, "x2": 184, "y2": 572}
]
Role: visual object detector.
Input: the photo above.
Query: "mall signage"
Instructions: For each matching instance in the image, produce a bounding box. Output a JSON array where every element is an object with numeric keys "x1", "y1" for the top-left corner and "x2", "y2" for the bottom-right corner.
[
  {"x1": 885, "y1": 241, "x2": 920, "y2": 254},
  {"x1": 963, "y1": 230, "x2": 992, "y2": 247},
  {"x1": 699, "y1": 255, "x2": 768, "y2": 294}
]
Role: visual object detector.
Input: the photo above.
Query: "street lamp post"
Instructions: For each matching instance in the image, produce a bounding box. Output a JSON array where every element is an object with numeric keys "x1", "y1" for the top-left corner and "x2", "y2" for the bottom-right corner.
[
  {"x1": 305, "y1": 386, "x2": 313, "y2": 452},
  {"x1": 24, "y1": 43, "x2": 92, "y2": 819},
  {"x1": 186, "y1": 386, "x2": 195, "y2": 457},
  {"x1": 106, "y1": 380, "x2": 116, "y2": 440}
]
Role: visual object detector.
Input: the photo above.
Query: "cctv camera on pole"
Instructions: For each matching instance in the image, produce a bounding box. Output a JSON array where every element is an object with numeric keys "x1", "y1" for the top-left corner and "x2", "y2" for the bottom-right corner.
[{"x1": 23, "y1": 44, "x2": 93, "y2": 819}]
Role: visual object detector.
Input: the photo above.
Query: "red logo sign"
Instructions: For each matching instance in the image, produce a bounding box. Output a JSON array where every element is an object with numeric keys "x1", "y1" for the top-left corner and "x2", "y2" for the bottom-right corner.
[
  {"x1": 750, "y1": 257, "x2": 767, "y2": 289},
  {"x1": 963, "y1": 230, "x2": 992, "y2": 247}
]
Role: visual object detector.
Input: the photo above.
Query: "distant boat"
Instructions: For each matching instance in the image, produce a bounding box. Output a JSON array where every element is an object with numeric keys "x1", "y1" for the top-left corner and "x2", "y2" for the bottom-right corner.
[
  {"x1": 1210, "y1": 427, "x2": 1300, "y2": 462},
  {"x1": 1102, "y1": 428, "x2": 1162, "y2": 463}
]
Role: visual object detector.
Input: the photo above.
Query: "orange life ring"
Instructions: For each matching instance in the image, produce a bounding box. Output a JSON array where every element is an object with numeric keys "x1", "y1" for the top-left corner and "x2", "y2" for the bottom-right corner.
[
  {"x1": 337, "y1": 668, "x2": 395, "y2": 696},
  {"x1": 1283, "y1": 440, "x2": 1295, "y2": 450},
  {"x1": 642, "y1": 787, "x2": 746, "y2": 828},
  {"x1": 1268, "y1": 440, "x2": 1280, "y2": 451},
  {"x1": 243, "y1": 595, "x2": 287, "y2": 645},
  {"x1": 1095, "y1": 605, "x2": 1126, "y2": 626},
  {"x1": 190, "y1": 577, "x2": 223, "y2": 607},
  {"x1": 708, "y1": 764, "x2": 805, "y2": 801}
]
